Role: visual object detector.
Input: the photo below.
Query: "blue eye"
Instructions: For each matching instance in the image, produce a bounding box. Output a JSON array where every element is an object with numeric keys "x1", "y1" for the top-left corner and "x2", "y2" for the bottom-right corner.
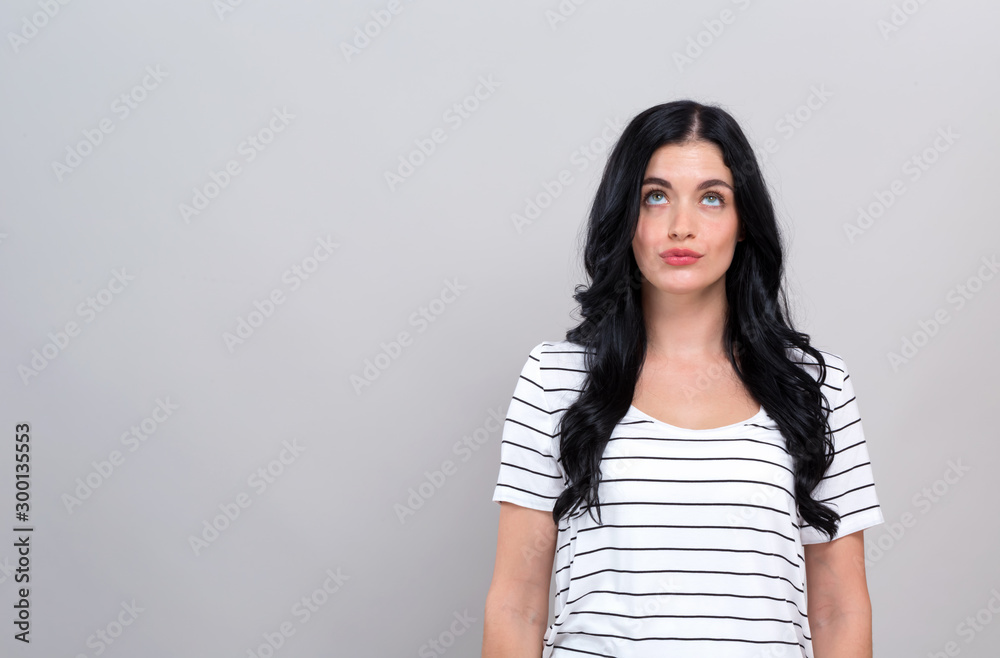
[
  {"x1": 644, "y1": 190, "x2": 667, "y2": 205},
  {"x1": 703, "y1": 192, "x2": 724, "y2": 207}
]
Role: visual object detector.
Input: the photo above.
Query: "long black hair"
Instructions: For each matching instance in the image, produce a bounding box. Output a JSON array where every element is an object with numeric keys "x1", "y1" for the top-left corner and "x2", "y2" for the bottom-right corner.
[{"x1": 552, "y1": 99, "x2": 842, "y2": 542}]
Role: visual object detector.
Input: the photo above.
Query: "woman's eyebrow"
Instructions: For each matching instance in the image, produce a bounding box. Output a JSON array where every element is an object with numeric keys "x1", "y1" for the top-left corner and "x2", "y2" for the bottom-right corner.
[{"x1": 641, "y1": 177, "x2": 734, "y2": 192}]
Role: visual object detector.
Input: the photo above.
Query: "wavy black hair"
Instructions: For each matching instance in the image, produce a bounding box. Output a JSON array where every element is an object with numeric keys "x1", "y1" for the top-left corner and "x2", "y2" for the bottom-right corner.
[{"x1": 552, "y1": 99, "x2": 842, "y2": 542}]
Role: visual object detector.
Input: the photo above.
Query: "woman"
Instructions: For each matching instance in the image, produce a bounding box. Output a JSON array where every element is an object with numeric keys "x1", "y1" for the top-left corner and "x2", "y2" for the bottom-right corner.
[{"x1": 482, "y1": 100, "x2": 885, "y2": 657}]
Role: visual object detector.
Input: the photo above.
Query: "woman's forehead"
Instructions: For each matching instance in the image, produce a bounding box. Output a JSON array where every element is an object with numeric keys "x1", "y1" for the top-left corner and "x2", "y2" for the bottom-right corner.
[{"x1": 643, "y1": 142, "x2": 732, "y2": 183}]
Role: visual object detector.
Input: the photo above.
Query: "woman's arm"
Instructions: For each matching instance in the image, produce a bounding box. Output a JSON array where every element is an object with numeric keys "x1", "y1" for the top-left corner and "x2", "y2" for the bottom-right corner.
[
  {"x1": 482, "y1": 502, "x2": 558, "y2": 658},
  {"x1": 804, "y1": 530, "x2": 874, "y2": 658}
]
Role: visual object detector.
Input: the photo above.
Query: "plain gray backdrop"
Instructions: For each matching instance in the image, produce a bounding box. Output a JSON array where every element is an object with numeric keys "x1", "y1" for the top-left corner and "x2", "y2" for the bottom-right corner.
[{"x1": 1, "y1": 1, "x2": 998, "y2": 656}]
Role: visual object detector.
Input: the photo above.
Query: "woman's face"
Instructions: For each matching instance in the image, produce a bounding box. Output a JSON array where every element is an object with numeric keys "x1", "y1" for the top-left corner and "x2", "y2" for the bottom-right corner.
[{"x1": 631, "y1": 139, "x2": 743, "y2": 299}]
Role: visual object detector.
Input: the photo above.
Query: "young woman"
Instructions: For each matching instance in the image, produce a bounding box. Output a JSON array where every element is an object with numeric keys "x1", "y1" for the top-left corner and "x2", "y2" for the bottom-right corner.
[{"x1": 482, "y1": 100, "x2": 885, "y2": 658}]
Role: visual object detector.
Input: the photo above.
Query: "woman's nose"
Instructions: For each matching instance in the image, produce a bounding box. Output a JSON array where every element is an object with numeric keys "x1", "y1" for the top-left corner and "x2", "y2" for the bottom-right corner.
[{"x1": 668, "y1": 204, "x2": 695, "y2": 239}]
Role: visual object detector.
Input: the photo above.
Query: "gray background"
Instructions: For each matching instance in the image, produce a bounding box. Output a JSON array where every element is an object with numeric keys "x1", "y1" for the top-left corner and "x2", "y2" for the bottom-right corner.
[{"x1": 1, "y1": 1, "x2": 998, "y2": 656}]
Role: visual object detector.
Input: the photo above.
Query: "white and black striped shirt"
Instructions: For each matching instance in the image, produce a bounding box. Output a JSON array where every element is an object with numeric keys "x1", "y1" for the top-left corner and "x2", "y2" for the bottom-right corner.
[{"x1": 492, "y1": 341, "x2": 884, "y2": 658}]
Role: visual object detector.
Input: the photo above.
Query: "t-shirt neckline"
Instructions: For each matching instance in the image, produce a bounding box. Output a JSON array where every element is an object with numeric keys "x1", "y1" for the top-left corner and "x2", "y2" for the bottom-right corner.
[{"x1": 626, "y1": 404, "x2": 767, "y2": 434}]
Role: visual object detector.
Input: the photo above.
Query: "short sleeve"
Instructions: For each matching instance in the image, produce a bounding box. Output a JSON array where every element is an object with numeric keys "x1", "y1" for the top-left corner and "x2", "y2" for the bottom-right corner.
[
  {"x1": 491, "y1": 342, "x2": 567, "y2": 512},
  {"x1": 799, "y1": 356, "x2": 886, "y2": 544}
]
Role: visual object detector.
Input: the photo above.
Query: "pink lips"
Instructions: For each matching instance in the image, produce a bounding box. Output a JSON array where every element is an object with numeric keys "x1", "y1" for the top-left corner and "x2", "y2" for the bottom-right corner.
[{"x1": 660, "y1": 248, "x2": 702, "y2": 265}]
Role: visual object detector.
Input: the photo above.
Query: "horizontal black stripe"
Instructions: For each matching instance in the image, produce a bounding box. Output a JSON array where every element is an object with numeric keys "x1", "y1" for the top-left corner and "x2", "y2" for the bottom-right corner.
[
  {"x1": 602, "y1": 453, "x2": 795, "y2": 476},
  {"x1": 606, "y1": 433, "x2": 792, "y2": 453},
  {"x1": 517, "y1": 373, "x2": 544, "y2": 390},
  {"x1": 833, "y1": 394, "x2": 856, "y2": 411},
  {"x1": 562, "y1": 498, "x2": 794, "y2": 519},
  {"x1": 822, "y1": 459, "x2": 873, "y2": 481},
  {"x1": 555, "y1": 629, "x2": 805, "y2": 647},
  {"x1": 511, "y1": 394, "x2": 552, "y2": 415},
  {"x1": 551, "y1": 644, "x2": 615, "y2": 657},
  {"x1": 553, "y1": 592, "x2": 810, "y2": 627},
  {"x1": 597, "y1": 477, "x2": 796, "y2": 500},
  {"x1": 559, "y1": 609, "x2": 806, "y2": 632},
  {"x1": 570, "y1": 521, "x2": 797, "y2": 543},
  {"x1": 830, "y1": 416, "x2": 861, "y2": 433},
  {"x1": 799, "y1": 502, "x2": 881, "y2": 528},
  {"x1": 498, "y1": 438, "x2": 555, "y2": 459},
  {"x1": 504, "y1": 416, "x2": 554, "y2": 438},
  {"x1": 563, "y1": 588, "x2": 808, "y2": 618},
  {"x1": 499, "y1": 461, "x2": 563, "y2": 479},
  {"x1": 559, "y1": 544, "x2": 801, "y2": 571},
  {"x1": 493, "y1": 483, "x2": 559, "y2": 500},
  {"x1": 568, "y1": 566, "x2": 805, "y2": 595}
]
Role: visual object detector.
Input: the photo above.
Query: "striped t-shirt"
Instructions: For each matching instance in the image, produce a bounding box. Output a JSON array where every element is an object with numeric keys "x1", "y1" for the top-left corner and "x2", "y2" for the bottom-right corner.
[{"x1": 492, "y1": 340, "x2": 885, "y2": 658}]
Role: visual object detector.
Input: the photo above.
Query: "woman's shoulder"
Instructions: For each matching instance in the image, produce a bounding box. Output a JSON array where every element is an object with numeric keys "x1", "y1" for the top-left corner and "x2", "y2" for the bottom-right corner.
[
  {"x1": 532, "y1": 339, "x2": 590, "y2": 356},
  {"x1": 526, "y1": 339, "x2": 591, "y2": 364},
  {"x1": 522, "y1": 340, "x2": 592, "y2": 389},
  {"x1": 784, "y1": 344, "x2": 848, "y2": 389}
]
